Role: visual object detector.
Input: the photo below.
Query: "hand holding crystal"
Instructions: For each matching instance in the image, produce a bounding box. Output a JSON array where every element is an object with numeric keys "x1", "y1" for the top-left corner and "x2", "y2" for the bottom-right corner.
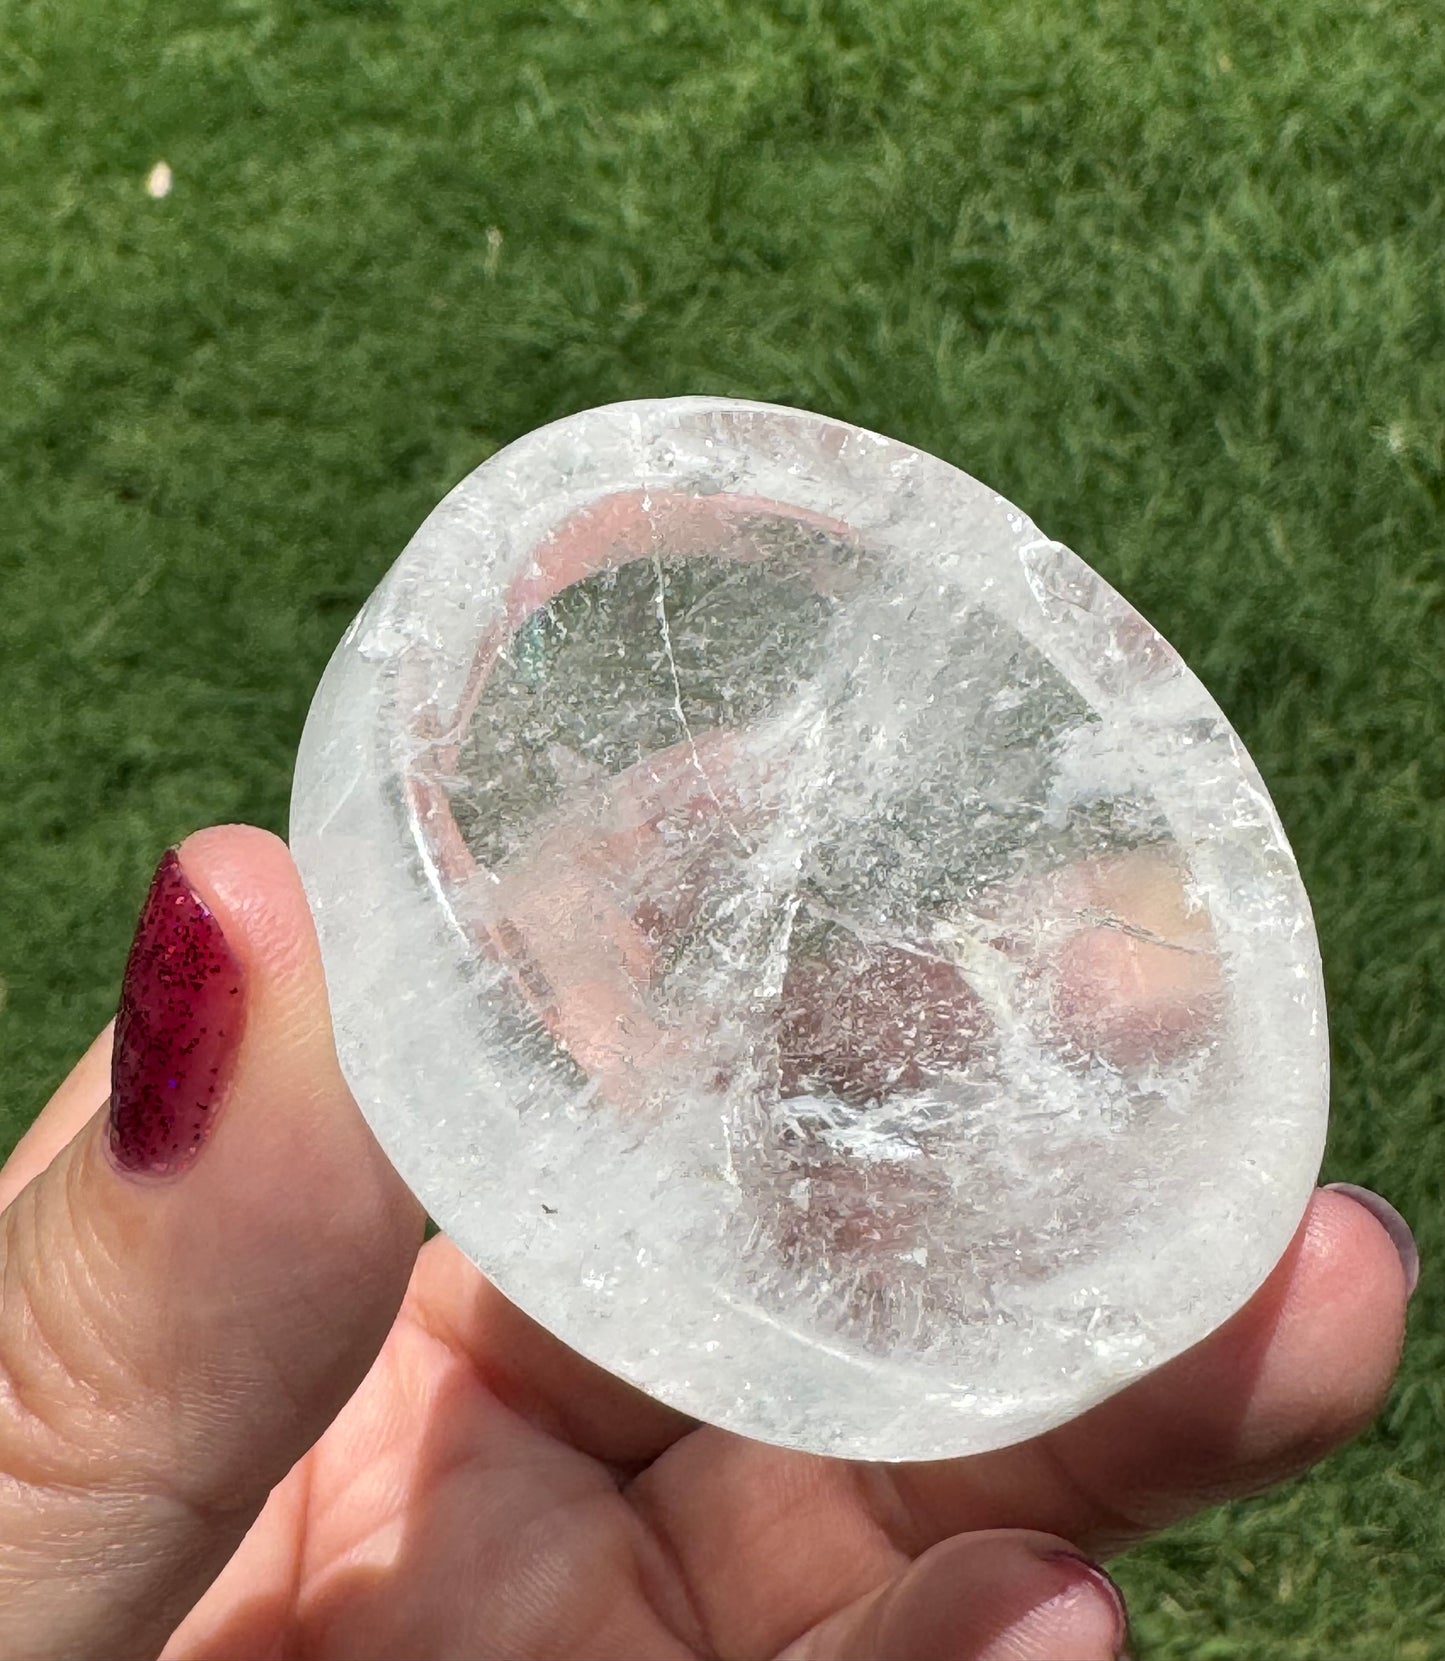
[
  {"x1": 0, "y1": 402, "x2": 1416, "y2": 1656},
  {"x1": 0, "y1": 825, "x2": 1413, "y2": 1661}
]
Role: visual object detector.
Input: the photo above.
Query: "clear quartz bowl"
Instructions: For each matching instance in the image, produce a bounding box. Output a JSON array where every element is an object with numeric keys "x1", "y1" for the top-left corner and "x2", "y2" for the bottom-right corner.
[{"x1": 290, "y1": 397, "x2": 1328, "y2": 1459}]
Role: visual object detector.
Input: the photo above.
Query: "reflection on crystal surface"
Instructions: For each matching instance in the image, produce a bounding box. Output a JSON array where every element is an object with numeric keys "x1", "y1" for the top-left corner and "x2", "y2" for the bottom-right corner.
[{"x1": 292, "y1": 398, "x2": 1327, "y2": 1458}]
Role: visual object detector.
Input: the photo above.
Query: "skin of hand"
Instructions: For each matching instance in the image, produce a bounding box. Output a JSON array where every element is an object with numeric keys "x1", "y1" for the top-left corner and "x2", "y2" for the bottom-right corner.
[{"x1": 0, "y1": 825, "x2": 1416, "y2": 1661}]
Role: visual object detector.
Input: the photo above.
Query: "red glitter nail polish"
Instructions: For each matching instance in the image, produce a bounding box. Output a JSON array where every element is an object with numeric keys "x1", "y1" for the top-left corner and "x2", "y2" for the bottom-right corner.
[{"x1": 108, "y1": 848, "x2": 245, "y2": 1176}]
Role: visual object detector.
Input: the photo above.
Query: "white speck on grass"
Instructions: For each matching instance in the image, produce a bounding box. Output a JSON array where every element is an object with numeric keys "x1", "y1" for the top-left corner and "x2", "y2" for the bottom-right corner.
[{"x1": 145, "y1": 161, "x2": 173, "y2": 199}]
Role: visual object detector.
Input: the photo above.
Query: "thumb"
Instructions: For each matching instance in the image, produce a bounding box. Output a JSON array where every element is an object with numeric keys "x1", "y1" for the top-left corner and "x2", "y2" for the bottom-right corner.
[{"x1": 0, "y1": 826, "x2": 425, "y2": 1661}]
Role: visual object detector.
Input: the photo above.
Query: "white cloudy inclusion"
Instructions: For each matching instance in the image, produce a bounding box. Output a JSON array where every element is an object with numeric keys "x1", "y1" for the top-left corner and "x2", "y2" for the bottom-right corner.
[{"x1": 290, "y1": 398, "x2": 1328, "y2": 1459}]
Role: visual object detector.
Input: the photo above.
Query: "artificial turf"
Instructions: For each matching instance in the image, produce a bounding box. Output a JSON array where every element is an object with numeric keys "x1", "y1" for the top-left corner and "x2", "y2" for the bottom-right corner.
[{"x1": 1, "y1": 0, "x2": 1441, "y2": 1652}]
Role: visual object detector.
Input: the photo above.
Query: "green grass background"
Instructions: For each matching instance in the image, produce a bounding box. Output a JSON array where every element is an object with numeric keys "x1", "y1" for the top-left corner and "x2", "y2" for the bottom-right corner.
[{"x1": 1, "y1": 0, "x2": 1441, "y2": 1651}]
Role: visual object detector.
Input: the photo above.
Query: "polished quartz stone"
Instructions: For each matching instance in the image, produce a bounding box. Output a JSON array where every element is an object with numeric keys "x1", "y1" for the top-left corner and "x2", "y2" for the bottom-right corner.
[{"x1": 290, "y1": 397, "x2": 1328, "y2": 1459}]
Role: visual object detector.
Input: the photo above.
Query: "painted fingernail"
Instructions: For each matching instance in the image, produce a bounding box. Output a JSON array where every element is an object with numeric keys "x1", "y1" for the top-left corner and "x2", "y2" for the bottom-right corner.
[
  {"x1": 1324, "y1": 1184, "x2": 1419, "y2": 1298},
  {"x1": 108, "y1": 848, "x2": 246, "y2": 1176},
  {"x1": 1043, "y1": 1552, "x2": 1131, "y2": 1656}
]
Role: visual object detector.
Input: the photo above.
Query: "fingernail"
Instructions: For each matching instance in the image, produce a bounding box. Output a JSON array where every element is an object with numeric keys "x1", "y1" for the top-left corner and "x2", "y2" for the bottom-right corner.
[
  {"x1": 1043, "y1": 1552, "x2": 1130, "y2": 1656},
  {"x1": 1324, "y1": 1183, "x2": 1420, "y2": 1298},
  {"x1": 108, "y1": 848, "x2": 246, "y2": 1176}
]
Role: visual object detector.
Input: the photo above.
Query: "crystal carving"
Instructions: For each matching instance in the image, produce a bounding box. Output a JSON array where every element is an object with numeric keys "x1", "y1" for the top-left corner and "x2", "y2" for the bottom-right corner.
[{"x1": 291, "y1": 398, "x2": 1328, "y2": 1458}]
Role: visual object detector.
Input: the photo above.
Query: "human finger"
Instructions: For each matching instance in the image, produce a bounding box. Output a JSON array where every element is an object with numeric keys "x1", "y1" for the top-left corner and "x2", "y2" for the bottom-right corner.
[
  {"x1": 775, "y1": 1531, "x2": 1127, "y2": 1661},
  {"x1": 881, "y1": 1184, "x2": 1412, "y2": 1555},
  {"x1": 0, "y1": 826, "x2": 425, "y2": 1661}
]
